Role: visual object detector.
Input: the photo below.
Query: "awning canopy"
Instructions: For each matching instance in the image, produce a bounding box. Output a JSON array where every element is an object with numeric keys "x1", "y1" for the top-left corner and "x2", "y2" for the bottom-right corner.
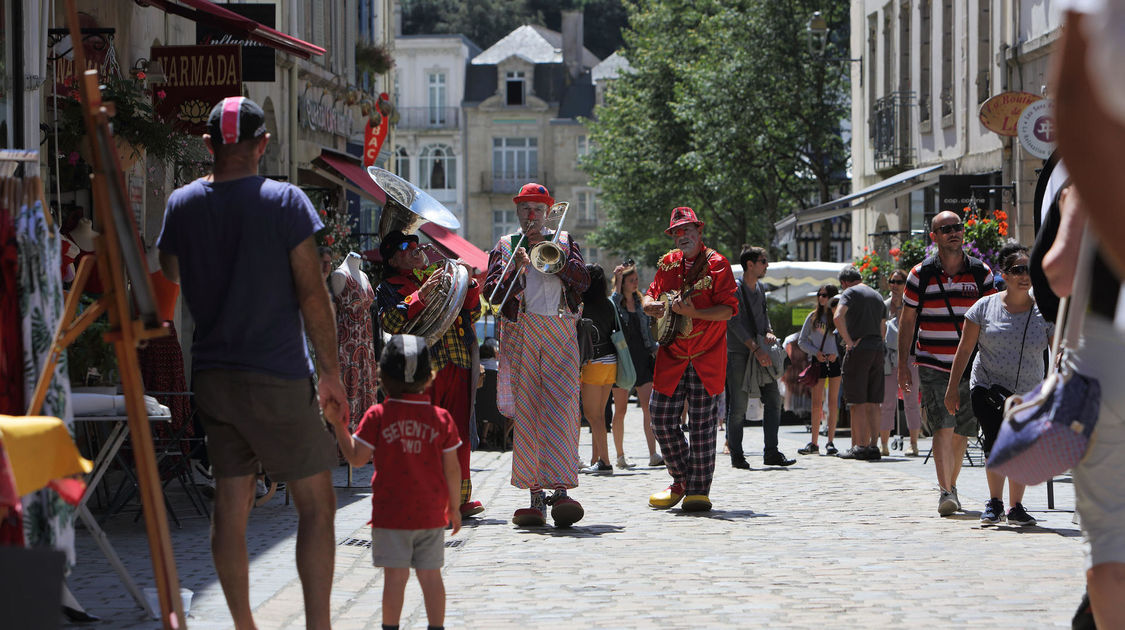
[
  {"x1": 733, "y1": 261, "x2": 849, "y2": 304},
  {"x1": 781, "y1": 164, "x2": 944, "y2": 229},
  {"x1": 314, "y1": 151, "x2": 488, "y2": 272},
  {"x1": 313, "y1": 150, "x2": 386, "y2": 204},
  {"x1": 136, "y1": 0, "x2": 326, "y2": 59}
]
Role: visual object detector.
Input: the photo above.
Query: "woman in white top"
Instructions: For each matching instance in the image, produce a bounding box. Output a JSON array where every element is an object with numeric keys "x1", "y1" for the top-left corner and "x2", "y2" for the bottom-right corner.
[{"x1": 795, "y1": 284, "x2": 841, "y2": 455}]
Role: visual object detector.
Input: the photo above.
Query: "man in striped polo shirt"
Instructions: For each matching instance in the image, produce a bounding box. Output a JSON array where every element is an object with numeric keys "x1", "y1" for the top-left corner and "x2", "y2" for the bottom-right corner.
[{"x1": 897, "y1": 211, "x2": 996, "y2": 516}]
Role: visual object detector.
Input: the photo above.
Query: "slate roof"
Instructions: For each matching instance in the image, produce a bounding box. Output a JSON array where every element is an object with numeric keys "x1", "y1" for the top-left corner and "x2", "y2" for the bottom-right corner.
[
  {"x1": 592, "y1": 51, "x2": 632, "y2": 82},
  {"x1": 471, "y1": 24, "x2": 599, "y2": 68}
]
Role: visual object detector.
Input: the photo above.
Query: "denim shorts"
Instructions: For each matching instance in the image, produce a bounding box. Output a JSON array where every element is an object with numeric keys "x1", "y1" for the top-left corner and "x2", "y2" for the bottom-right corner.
[{"x1": 918, "y1": 366, "x2": 978, "y2": 438}]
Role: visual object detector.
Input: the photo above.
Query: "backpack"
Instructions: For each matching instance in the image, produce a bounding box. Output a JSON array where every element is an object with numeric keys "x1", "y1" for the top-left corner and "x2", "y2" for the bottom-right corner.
[{"x1": 910, "y1": 253, "x2": 991, "y2": 356}]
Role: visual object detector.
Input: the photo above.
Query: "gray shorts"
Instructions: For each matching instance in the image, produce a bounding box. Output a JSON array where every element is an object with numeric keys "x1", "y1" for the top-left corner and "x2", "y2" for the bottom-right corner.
[
  {"x1": 918, "y1": 366, "x2": 978, "y2": 438},
  {"x1": 193, "y1": 369, "x2": 337, "y2": 482},
  {"x1": 371, "y1": 527, "x2": 445, "y2": 570}
]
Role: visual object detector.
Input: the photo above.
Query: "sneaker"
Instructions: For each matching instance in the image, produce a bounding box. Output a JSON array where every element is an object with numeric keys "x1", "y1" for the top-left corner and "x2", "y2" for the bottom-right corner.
[
  {"x1": 762, "y1": 450, "x2": 796, "y2": 467},
  {"x1": 880, "y1": 444, "x2": 891, "y2": 456},
  {"x1": 648, "y1": 453, "x2": 665, "y2": 467},
  {"x1": 255, "y1": 479, "x2": 269, "y2": 499},
  {"x1": 951, "y1": 486, "x2": 962, "y2": 512},
  {"x1": 797, "y1": 442, "x2": 819, "y2": 455},
  {"x1": 907, "y1": 444, "x2": 919, "y2": 457},
  {"x1": 580, "y1": 460, "x2": 613, "y2": 475},
  {"x1": 730, "y1": 455, "x2": 751, "y2": 469},
  {"x1": 615, "y1": 455, "x2": 635, "y2": 470},
  {"x1": 980, "y1": 498, "x2": 1005, "y2": 526},
  {"x1": 837, "y1": 446, "x2": 863, "y2": 459},
  {"x1": 824, "y1": 442, "x2": 838, "y2": 456},
  {"x1": 864, "y1": 445, "x2": 882, "y2": 461},
  {"x1": 1007, "y1": 502, "x2": 1038, "y2": 526},
  {"x1": 938, "y1": 489, "x2": 958, "y2": 516}
]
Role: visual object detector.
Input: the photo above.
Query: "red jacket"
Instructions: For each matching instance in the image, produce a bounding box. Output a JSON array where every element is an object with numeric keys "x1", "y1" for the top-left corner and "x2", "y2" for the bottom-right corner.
[{"x1": 645, "y1": 248, "x2": 738, "y2": 396}]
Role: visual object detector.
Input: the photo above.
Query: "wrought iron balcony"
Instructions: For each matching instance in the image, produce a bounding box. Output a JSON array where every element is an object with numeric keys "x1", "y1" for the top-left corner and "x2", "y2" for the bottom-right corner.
[
  {"x1": 397, "y1": 107, "x2": 460, "y2": 130},
  {"x1": 873, "y1": 91, "x2": 915, "y2": 173}
]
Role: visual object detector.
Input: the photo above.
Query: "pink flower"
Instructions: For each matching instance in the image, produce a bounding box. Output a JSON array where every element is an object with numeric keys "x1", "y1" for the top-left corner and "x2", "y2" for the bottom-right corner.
[
  {"x1": 156, "y1": 89, "x2": 167, "y2": 100},
  {"x1": 67, "y1": 151, "x2": 80, "y2": 166},
  {"x1": 137, "y1": 71, "x2": 146, "y2": 81}
]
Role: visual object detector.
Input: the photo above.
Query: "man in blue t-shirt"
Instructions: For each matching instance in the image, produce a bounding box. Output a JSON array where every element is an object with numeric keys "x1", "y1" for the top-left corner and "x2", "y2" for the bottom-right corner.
[{"x1": 157, "y1": 96, "x2": 344, "y2": 630}]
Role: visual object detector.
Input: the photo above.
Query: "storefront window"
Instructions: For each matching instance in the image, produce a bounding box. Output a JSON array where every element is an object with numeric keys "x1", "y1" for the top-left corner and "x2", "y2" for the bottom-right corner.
[{"x1": 0, "y1": 3, "x2": 10, "y2": 148}]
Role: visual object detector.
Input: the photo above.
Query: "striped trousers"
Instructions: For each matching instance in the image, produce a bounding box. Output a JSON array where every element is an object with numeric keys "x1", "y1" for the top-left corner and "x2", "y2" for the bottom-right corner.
[
  {"x1": 650, "y1": 364, "x2": 721, "y2": 495},
  {"x1": 502, "y1": 312, "x2": 582, "y2": 489}
]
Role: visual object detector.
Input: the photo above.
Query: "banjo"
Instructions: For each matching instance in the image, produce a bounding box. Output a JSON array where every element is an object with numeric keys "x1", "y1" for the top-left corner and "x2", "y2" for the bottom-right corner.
[{"x1": 654, "y1": 248, "x2": 713, "y2": 345}]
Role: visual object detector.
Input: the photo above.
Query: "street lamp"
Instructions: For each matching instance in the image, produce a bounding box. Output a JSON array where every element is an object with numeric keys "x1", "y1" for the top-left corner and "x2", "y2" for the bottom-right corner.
[{"x1": 807, "y1": 11, "x2": 829, "y2": 57}]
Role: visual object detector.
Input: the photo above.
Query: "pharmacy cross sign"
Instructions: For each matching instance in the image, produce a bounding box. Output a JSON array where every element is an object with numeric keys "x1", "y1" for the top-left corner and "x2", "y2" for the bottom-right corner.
[{"x1": 1017, "y1": 99, "x2": 1055, "y2": 159}]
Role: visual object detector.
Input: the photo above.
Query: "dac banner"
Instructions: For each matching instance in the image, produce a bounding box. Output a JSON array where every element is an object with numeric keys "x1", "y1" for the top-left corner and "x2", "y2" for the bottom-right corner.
[{"x1": 150, "y1": 45, "x2": 243, "y2": 136}]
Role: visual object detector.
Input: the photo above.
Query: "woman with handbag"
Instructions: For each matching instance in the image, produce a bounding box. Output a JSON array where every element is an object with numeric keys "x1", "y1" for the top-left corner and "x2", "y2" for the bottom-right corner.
[
  {"x1": 578, "y1": 264, "x2": 620, "y2": 475},
  {"x1": 796, "y1": 284, "x2": 842, "y2": 456},
  {"x1": 611, "y1": 262, "x2": 661, "y2": 467},
  {"x1": 944, "y1": 242, "x2": 1053, "y2": 526},
  {"x1": 880, "y1": 268, "x2": 923, "y2": 456}
]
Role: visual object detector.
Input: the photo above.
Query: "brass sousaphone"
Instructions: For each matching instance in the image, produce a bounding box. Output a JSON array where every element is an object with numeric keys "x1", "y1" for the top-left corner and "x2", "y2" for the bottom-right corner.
[{"x1": 368, "y1": 166, "x2": 470, "y2": 346}]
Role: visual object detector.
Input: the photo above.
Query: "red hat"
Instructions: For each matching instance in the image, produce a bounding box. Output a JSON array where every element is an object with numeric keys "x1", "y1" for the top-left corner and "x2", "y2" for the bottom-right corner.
[
  {"x1": 665, "y1": 206, "x2": 704, "y2": 235},
  {"x1": 513, "y1": 183, "x2": 555, "y2": 206}
]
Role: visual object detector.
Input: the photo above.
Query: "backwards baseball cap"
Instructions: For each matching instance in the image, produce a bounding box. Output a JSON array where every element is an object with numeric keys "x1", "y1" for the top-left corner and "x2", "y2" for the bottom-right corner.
[
  {"x1": 513, "y1": 183, "x2": 554, "y2": 206},
  {"x1": 207, "y1": 96, "x2": 268, "y2": 145},
  {"x1": 380, "y1": 334, "x2": 431, "y2": 384},
  {"x1": 378, "y1": 229, "x2": 420, "y2": 263},
  {"x1": 665, "y1": 206, "x2": 705, "y2": 235}
]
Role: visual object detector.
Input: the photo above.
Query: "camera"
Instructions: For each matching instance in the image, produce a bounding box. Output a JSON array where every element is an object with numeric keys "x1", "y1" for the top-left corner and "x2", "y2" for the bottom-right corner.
[{"x1": 624, "y1": 258, "x2": 635, "y2": 266}]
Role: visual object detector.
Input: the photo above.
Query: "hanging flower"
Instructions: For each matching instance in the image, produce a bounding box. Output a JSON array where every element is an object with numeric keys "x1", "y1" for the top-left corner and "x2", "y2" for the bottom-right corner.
[
  {"x1": 156, "y1": 89, "x2": 167, "y2": 101},
  {"x1": 889, "y1": 247, "x2": 901, "y2": 260}
]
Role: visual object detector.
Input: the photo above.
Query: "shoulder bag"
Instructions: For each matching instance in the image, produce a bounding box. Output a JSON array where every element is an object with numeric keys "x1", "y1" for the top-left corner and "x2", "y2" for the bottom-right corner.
[
  {"x1": 797, "y1": 316, "x2": 828, "y2": 387},
  {"x1": 988, "y1": 225, "x2": 1101, "y2": 486},
  {"x1": 611, "y1": 305, "x2": 636, "y2": 390}
]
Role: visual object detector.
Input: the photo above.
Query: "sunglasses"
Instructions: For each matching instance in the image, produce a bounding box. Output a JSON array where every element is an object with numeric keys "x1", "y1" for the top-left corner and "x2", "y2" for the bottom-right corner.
[
  {"x1": 888, "y1": 279, "x2": 905, "y2": 285},
  {"x1": 935, "y1": 222, "x2": 965, "y2": 235},
  {"x1": 1005, "y1": 264, "x2": 1029, "y2": 276},
  {"x1": 397, "y1": 240, "x2": 418, "y2": 252}
]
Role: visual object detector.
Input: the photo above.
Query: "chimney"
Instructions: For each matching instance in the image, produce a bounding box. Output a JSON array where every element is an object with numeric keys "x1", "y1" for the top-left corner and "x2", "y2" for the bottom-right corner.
[{"x1": 561, "y1": 10, "x2": 583, "y2": 81}]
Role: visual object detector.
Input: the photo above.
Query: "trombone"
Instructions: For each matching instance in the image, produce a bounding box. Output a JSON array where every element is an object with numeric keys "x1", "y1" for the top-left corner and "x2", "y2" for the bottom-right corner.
[{"x1": 488, "y1": 201, "x2": 570, "y2": 310}]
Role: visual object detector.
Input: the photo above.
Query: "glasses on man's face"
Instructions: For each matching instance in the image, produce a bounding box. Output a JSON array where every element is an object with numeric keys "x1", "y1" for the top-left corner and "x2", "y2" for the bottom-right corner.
[
  {"x1": 935, "y1": 222, "x2": 965, "y2": 235},
  {"x1": 888, "y1": 279, "x2": 905, "y2": 285},
  {"x1": 1005, "y1": 264, "x2": 1029, "y2": 276}
]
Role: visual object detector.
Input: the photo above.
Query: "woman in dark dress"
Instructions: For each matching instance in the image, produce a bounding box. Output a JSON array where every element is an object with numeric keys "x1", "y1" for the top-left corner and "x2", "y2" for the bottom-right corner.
[
  {"x1": 611, "y1": 263, "x2": 661, "y2": 467},
  {"x1": 579, "y1": 264, "x2": 619, "y2": 474}
]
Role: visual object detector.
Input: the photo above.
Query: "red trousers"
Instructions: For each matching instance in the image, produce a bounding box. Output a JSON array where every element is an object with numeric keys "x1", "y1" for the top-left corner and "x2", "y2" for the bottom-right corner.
[{"x1": 429, "y1": 363, "x2": 473, "y2": 480}]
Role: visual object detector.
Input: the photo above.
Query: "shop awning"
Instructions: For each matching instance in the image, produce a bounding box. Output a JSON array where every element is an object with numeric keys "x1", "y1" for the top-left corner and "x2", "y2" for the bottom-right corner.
[
  {"x1": 136, "y1": 0, "x2": 326, "y2": 59},
  {"x1": 780, "y1": 164, "x2": 944, "y2": 229},
  {"x1": 312, "y1": 151, "x2": 387, "y2": 204},
  {"x1": 419, "y1": 223, "x2": 488, "y2": 272}
]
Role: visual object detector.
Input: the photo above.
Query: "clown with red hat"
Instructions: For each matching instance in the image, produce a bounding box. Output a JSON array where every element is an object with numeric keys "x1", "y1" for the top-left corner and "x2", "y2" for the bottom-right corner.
[
  {"x1": 483, "y1": 182, "x2": 590, "y2": 528},
  {"x1": 641, "y1": 206, "x2": 738, "y2": 513}
]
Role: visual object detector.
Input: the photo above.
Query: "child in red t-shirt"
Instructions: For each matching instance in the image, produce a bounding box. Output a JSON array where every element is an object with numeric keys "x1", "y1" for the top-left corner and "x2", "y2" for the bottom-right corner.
[{"x1": 327, "y1": 334, "x2": 462, "y2": 630}]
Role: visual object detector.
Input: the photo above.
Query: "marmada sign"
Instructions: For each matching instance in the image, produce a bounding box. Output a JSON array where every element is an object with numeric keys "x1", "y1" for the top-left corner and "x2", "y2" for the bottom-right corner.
[{"x1": 150, "y1": 45, "x2": 243, "y2": 135}]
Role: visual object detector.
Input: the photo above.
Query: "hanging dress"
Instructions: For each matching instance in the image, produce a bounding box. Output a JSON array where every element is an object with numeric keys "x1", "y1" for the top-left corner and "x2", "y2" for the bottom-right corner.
[
  {"x1": 333, "y1": 272, "x2": 377, "y2": 431},
  {"x1": 0, "y1": 197, "x2": 21, "y2": 415},
  {"x1": 16, "y1": 198, "x2": 76, "y2": 569}
]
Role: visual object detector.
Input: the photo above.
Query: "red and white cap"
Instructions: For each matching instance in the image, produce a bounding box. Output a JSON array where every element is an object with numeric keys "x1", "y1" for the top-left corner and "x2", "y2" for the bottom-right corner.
[{"x1": 207, "y1": 96, "x2": 267, "y2": 145}]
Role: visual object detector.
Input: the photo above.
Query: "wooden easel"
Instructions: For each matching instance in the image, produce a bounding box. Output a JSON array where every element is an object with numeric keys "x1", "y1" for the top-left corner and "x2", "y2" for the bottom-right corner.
[{"x1": 25, "y1": 2, "x2": 185, "y2": 627}]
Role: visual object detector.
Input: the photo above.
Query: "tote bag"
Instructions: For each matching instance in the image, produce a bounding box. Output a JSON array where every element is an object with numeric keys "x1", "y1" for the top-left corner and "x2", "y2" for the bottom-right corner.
[{"x1": 611, "y1": 306, "x2": 636, "y2": 390}]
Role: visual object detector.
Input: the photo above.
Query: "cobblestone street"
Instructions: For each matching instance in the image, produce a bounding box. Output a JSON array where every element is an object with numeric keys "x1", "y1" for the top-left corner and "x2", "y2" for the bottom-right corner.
[{"x1": 67, "y1": 404, "x2": 1086, "y2": 629}]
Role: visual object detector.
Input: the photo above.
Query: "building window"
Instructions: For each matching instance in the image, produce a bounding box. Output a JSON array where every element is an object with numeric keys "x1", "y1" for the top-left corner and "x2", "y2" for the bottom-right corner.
[
  {"x1": 867, "y1": 14, "x2": 877, "y2": 141},
  {"x1": 941, "y1": 0, "x2": 953, "y2": 119},
  {"x1": 506, "y1": 71, "x2": 525, "y2": 106},
  {"x1": 882, "y1": 4, "x2": 893, "y2": 98},
  {"x1": 428, "y1": 71, "x2": 447, "y2": 125},
  {"x1": 492, "y1": 137, "x2": 538, "y2": 190},
  {"x1": 420, "y1": 144, "x2": 455, "y2": 190},
  {"x1": 900, "y1": 1, "x2": 911, "y2": 93},
  {"x1": 919, "y1": 0, "x2": 932, "y2": 124},
  {"x1": 977, "y1": 0, "x2": 991, "y2": 104},
  {"x1": 576, "y1": 135, "x2": 589, "y2": 162},
  {"x1": 493, "y1": 209, "x2": 519, "y2": 244},
  {"x1": 576, "y1": 190, "x2": 598, "y2": 224},
  {"x1": 394, "y1": 147, "x2": 410, "y2": 182},
  {"x1": 586, "y1": 247, "x2": 599, "y2": 265},
  {"x1": 393, "y1": 70, "x2": 400, "y2": 102}
]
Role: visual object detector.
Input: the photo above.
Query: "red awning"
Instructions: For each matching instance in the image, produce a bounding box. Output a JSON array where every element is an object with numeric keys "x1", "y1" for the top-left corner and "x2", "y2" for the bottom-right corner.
[
  {"x1": 420, "y1": 223, "x2": 489, "y2": 273},
  {"x1": 136, "y1": 0, "x2": 326, "y2": 59},
  {"x1": 313, "y1": 151, "x2": 387, "y2": 204}
]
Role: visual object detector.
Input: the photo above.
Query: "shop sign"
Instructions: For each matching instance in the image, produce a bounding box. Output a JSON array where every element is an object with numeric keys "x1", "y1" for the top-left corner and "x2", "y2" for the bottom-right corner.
[
  {"x1": 299, "y1": 89, "x2": 355, "y2": 138},
  {"x1": 1017, "y1": 99, "x2": 1056, "y2": 159},
  {"x1": 939, "y1": 174, "x2": 994, "y2": 212},
  {"x1": 979, "y1": 91, "x2": 1042, "y2": 136},
  {"x1": 196, "y1": 3, "x2": 276, "y2": 82},
  {"x1": 150, "y1": 45, "x2": 243, "y2": 136}
]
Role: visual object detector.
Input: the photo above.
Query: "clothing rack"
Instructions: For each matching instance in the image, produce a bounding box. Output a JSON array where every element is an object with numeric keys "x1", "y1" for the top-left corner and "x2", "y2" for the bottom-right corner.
[{"x1": 0, "y1": 152, "x2": 53, "y2": 231}]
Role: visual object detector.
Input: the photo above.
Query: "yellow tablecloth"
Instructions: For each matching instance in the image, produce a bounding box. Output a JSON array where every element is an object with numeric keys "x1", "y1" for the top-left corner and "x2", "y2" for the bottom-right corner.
[{"x1": 0, "y1": 415, "x2": 92, "y2": 496}]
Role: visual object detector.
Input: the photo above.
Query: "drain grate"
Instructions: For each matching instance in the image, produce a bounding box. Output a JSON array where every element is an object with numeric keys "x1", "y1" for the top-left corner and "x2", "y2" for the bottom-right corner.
[
  {"x1": 339, "y1": 537, "x2": 372, "y2": 548},
  {"x1": 444, "y1": 539, "x2": 464, "y2": 549}
]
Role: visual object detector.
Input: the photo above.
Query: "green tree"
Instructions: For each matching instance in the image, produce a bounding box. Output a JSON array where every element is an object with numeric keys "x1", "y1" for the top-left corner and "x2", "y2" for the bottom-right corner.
[{"x1": 584, "y1": 0, "x2": 850, "y2": 264}]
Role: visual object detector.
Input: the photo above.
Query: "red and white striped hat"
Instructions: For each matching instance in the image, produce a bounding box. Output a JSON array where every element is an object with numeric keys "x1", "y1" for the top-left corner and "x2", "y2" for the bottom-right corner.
[{"x1": 206, "y1": 96, "x2": 267, "y2": 145}]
